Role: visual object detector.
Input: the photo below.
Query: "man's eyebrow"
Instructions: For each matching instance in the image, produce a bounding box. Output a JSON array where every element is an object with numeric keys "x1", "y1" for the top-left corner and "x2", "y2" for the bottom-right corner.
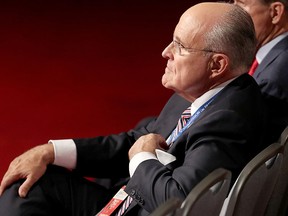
[
  {"x1": 234, "y1": 0, "x2": 243, "y2": 4},
  {"x1": 173, "y1": 36, "x2": 182, "y2": 43}
]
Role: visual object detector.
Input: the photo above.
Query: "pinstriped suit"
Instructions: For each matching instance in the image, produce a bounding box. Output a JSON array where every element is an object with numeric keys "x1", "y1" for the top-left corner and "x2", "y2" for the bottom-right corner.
[
  {"x1": 74, "y1": 74, "x2": 267, "y2": 215},
  {"x1": 0, "y1": 74, "x2": 268, "y2": 216}
]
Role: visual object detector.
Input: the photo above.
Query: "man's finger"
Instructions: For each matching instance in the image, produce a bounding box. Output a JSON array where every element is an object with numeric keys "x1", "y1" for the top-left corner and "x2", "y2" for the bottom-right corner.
[{"x1": 18, "y1": 177, "x2": 35, "y2": 198}]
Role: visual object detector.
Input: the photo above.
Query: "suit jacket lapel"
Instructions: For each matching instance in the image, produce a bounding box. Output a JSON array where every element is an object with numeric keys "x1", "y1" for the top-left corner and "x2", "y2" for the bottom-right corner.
[
  {"x1": 167, "y1": 74, "x2": 251, "y2": 153},
  {"x1": 254, "y1": 36, "x2": 288, "y2": 78},
  {"x1": 153, "y1": 93, "x2": 191, "y2": 139}
]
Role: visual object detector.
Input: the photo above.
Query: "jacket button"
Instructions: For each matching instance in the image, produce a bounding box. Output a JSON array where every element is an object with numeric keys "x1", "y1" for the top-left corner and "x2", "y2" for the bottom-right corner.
[
  {"x1": 139, "y1": 198, "x2": 144, "y2": 205},
  {"x1": 130, "y1": 189, "x2": 136, "y2": 196}
]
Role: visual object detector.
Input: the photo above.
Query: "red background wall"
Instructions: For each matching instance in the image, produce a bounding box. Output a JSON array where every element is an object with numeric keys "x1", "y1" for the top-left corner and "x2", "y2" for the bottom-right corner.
[{"x1": 0, "y1": 0, "x2": 199, "y2": 178}]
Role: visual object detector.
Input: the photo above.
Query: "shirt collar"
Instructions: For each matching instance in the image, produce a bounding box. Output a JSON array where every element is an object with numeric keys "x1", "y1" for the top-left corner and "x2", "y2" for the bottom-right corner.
[
  {"x1": 256, "y1": 32, "x2": 288, "y2": 64},
  {"x1": 190, "y1": 78, "x2": 236, "y2": 115}
]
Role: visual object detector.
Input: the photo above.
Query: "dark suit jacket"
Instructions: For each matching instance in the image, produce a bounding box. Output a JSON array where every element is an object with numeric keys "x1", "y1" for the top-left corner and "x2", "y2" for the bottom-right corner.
[
  {"x1": 253, "y1": 35, "x2": 288, "y2": 144},
  {"x1": 73, "y1": 74, "x2": 267, "y2": 215}
]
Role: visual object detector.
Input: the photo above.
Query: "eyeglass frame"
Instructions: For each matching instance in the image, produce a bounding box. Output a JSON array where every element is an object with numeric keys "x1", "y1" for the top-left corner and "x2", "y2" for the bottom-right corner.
[{"x1": 171, "y1": 40, "x2": 219, "y2": 56}]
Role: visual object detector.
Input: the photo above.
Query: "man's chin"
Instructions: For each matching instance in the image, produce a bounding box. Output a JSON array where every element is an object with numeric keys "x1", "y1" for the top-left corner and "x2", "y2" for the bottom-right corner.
[
  {"x1": 161, "y1": 80, "x2": 175, "y2": 91},
  {"x1": 161, "y1": 77, "x2": 169, "y2": 88}
]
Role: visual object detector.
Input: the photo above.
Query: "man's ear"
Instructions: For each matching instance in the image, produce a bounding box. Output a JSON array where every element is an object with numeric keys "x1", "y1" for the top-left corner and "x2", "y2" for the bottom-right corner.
[
  {"x1": 209, "y1": 53, "x2": 229, "y2": 78},
  {"x1": 270, "y1": 2, "x2": 285, "y2": 24}
]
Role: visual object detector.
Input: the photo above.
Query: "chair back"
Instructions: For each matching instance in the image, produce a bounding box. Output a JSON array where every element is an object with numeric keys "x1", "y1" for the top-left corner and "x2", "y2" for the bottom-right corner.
[
  {"x1": 220, "y1": 143, "x2": 283, "y2": 216},
  {"x1": 178, "y1": 168, "x2": 231, "y2": 216},
  {"x1": 265, "y1": 126, "x2": 288, "y2": 216},
  {"x1": 150, "y1": 197, "x2": 182, "y2": 216}
]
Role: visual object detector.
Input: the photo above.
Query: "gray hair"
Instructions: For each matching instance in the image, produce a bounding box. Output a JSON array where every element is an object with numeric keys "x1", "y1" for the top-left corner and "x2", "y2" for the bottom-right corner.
[
  {"x1": 204, "y1": 4, "x2": 257, "y2": 72},
  {"x1": 262, "y1": 0, "x2": 288, "y2": 11}
]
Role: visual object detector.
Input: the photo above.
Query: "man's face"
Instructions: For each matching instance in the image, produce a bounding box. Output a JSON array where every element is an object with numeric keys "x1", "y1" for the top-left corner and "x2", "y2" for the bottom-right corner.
[
  {"x1": 161, "y1": 13, "x2": 212, "y2": 102},
  {"x1": 234, "y1": 0, "x2": 273, "y2": 47}
]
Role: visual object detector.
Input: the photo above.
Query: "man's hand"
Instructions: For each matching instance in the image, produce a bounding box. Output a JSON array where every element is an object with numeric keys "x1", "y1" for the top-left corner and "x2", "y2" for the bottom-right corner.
[
  {"x1": 128, "y1": 133, "x2": 168, "y2": 160},
  {"x1": 0, "y1": 143, "x2": 54, "y2": 198}
]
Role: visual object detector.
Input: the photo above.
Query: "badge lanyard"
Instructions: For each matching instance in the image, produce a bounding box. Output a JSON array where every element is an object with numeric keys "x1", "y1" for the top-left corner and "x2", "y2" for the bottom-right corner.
[{"x1": 96, "y1": 186, "x2": 128, "y2": 216}]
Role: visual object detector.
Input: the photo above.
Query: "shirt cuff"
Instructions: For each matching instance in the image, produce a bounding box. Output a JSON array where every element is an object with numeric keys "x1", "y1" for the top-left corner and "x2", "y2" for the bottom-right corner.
[
  {"x1": 49, "y1": 139, "x2": 77, "y2": 170},
  {"x1": 129, "y1": 152, "x2": 157, "y2": 177}
]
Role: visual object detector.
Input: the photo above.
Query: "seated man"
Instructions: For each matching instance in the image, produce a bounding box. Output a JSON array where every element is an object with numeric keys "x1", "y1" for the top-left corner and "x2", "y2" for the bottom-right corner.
[
  {"x1": 0, "y1": 3, "x2": 267, "y2": 216},
  {"x1": 234, "y1": 0, "x2": 288, "y2": 145}
]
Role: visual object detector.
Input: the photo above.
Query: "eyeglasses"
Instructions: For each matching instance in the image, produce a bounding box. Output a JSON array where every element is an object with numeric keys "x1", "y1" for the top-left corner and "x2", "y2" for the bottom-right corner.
[{"x1": 172, "y1": 40, "x2": 217, "y2": 56}]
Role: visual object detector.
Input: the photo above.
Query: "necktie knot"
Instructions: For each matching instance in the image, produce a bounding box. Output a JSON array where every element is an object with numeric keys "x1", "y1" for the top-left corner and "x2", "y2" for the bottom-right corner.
[
  {"x1": 179, "y1": 106, "x2": 191, "y2": 130},
  {"x1": 167, "y1": 106, "x2": 191, "y2": 146}
]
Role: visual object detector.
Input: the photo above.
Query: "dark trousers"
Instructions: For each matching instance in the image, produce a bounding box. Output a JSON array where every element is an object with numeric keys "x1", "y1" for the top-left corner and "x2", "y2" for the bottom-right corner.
[{"x1": 0, "y1": 166, "x2": 119, "y2": 216}]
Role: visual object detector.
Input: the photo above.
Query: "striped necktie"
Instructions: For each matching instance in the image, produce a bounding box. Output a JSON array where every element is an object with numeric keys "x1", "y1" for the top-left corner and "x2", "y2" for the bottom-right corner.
[
  {"x1": 167, "y1": 106, "x2": 192, "y2": 146},
  {"x1": 115, "y1": 195, "x2": 133, "y2": 216}
]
